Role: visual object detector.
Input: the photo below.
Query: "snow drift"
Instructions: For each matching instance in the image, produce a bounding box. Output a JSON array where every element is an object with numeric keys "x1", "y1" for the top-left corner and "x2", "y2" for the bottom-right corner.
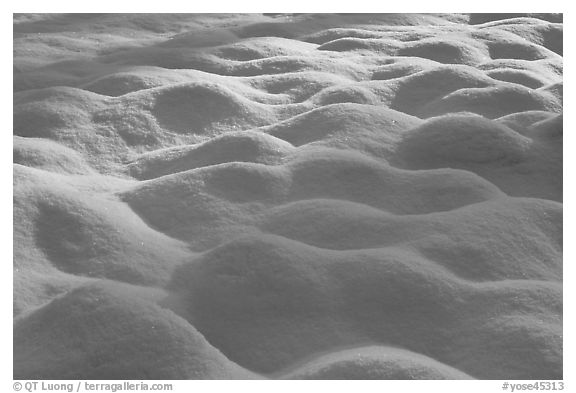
[{"x1": 13, "y1": 13, "x2": 562, "y2": 380}]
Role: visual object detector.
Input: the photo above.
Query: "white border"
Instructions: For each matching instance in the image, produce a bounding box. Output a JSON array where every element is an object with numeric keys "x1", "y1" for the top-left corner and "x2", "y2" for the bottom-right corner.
[{"x1": 4, "y1": 3, "x2": 572, "y2": 392}]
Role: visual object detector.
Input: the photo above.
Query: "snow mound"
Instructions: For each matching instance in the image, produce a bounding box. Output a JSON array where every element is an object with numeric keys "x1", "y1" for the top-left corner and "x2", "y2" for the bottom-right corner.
[
  {"x1": 311, "y1": 85, "x2": 380, "y2": 106},
  {"x1": 13, "y1": 13, "x2": 562, "y2": 380},
  {"x1": 304, "y1": 28, "x2": 386, "y2": 44},
  {"x1": 168, "y1": 233, "x2": 561, "y2": 378},
  {"x1": 260, "y1": 197, "x2": 562, "y2": 283},
  {"x1": 496, "y1": 111, "x2": 557, "y2": 133},
  {"x1": 396, "y1": 38, "x2": 488, "y2": 65},
  {"x1": 394, "y1": 113, "x2": 561, "y2": 201},
  {"x1": 469, "y1": 14, "x2": 562, "y2": 25},
  {"x1": 487, "y1": 40, "x2": 558, "y2": 61},
  {"x1": 396, "y1": 113, "x2": 531, "y2": 167},
  {"x1": 280, "y1": 346, "x2": 474, "y2": 379},
  {"x1": 262, "y1": 103, "x2": 421, "y2": 147},
  {"x1": 213, "y1": 37, "x2": 317, "y2": 61},
  {"x1": 285, "y1": 149, "x2": 503, "y2": 214},
  {"x1": 237, "y1": 71, "x2": 349, "y2": 106},
  {"x1": 151, "y1": 82, "x2": 277, "y2": 135},
  {"x1": 14, "y1": 281, "x2": 258, "y2": 379},
  {"x1": 372, "y1": 61, "x2": 433, "y2": 80},
  {"x1": 421, "y1": 85, "x2": 562, "y2": 119},
  {"x1": 14, "y1": 136, "x2": 95, "y2": 175},
  {"x1": 14, "y1": 165, "x2": 192, "y2": 288},
  {"x1": 127, "y1": 131, "x2": 294, "y2": 180},
  {"x1": 120, "y1": 148, "x2": 504, "y2": 249},
  {"x1": 390, "y1": 65, "x2": 496, "y2": 116},
  {"x1": 13, "y1": 87, "x2": 106, "y2": 139},
  {"x1": 530, "y1": 114, "x2": 562, "y2": 139},
  {"x1": 478, "y1": 58, "x2": 562, "y2": 81},
  {"x1": 81, "y1": 68, "x2": 195, "y2": 97},
  {"x1": 486, "y1": 68, "x2": 550, "y2": 88},
  {"x1": 491, "y1": 22, "x2": 563, "y2": 56},
  {"x1": 539, "y1": 82, "x2": 563, "y2": 103},
  {"x1": 318, "y1": 37, "x2": 400, "y2": 53}
]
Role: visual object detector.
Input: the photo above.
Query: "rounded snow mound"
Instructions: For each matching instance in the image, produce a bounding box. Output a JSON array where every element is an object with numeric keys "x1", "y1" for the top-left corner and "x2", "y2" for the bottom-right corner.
[
  {"x1": 397, "y1": 38, "x2": 489, "y2": 65},
  {"x1": 421, "y1": 85, "x2": 562, "y2": 119},
  {"x1": 127, "y1": 131, "x2": 294, "y2": 180},
  {"x1": 539, "y1": 82, "x2": 563, "y2": 103},
  {"x1": 259, "y1": 197, "x2": 562, "y2": 284},
  {"x1": 469, "y1": 14, "x2": 562, "y2": 25},
  {"x1": 286, "y1": 149, "x2": 503, "y2": 214},
  {"x1": 14, "y1": 164, "x2": 191, "y2": 285},
  {"x1": 311, "y1": 85, "x2": 380, "y2": 106},
  {"x1": 82, "y1": 71, "x2": 172, "y2": 97},
  {"x1": 151, "y1": 82, "x2": 277, "y2": 135},
  {"x1": 487, "y1": 40, "x2": 557, "y2": 61},
  {"x1": 119, "y1": 147, "x2": 504, "y2": 251},
  {"x1": 280, "y1": 346, "x2": 474, "y2": 379},
  {"x1": 372, "y1": 61, "x2": 433, "y2": 80},
  {"x1": 13, "y1": 87, "x2": 106, "y2": 139},
  {"x1": 13, "y1": 136, "x2": 94, "y2": 175},
  {"x1": 263, "y1": 103, "x2": 421, "y2": 146},
  {"x1": 495, "y1": 111, "x2": 557, "y2": 133},
  {"x1": 14, "y1": 281, "x2": 258, "y2": 379},
  {"x1": 529, "y1": 114, "x2": 562, "y2": 139},
  {"x1": 391, "y1": 65, "x2": 496, "y2": 116},
  {"x1": 486, "y1": 68, "x2": 549, "y2": 88},
  {"x1": 318, "y1": 37, "x2": 399, "y2": 53},
  {"x1": 478, "y1": 58, "x2": 562, "y2": 80},
  {"x1": 246, "y1": 71, "x2": 349, "y2": 103},
  {"x1": 213, "y1": 37, "x2": 316, "y2": 61},
  {"x1": 396, "y1": 113, "x2": 532, "y2": 168},
  {"x1": 169, "y1": 233, "x2": 561, "y2": 378},
  {"x1": 13, "y1": 13, "x2": 563, "y2": 380},
  {"x1": 304, "y1": 28, "x2": 385, "y2": 44}
]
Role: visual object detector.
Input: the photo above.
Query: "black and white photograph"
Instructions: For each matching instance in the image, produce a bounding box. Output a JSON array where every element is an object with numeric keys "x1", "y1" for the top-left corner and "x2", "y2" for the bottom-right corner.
[{"x1": 11, "y1": 10, "x2": 566, "y2": 385}]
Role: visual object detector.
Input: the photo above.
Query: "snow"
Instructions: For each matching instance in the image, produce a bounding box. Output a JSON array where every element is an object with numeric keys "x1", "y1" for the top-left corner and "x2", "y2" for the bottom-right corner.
[{"x1": 13, "y1": 13, "x2": 562, "y2": 380}]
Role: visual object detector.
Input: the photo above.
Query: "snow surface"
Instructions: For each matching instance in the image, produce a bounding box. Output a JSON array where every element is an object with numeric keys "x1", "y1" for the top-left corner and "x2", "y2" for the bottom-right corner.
[{"x1": 13, "y1": 13, "x2": 562, "y2": 379}]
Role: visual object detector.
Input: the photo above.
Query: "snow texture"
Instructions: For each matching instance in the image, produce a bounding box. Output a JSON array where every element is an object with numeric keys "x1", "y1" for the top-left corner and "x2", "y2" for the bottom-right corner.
[{"x1": 13, "y1": 13, "x2": 562, "y2": 380}]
